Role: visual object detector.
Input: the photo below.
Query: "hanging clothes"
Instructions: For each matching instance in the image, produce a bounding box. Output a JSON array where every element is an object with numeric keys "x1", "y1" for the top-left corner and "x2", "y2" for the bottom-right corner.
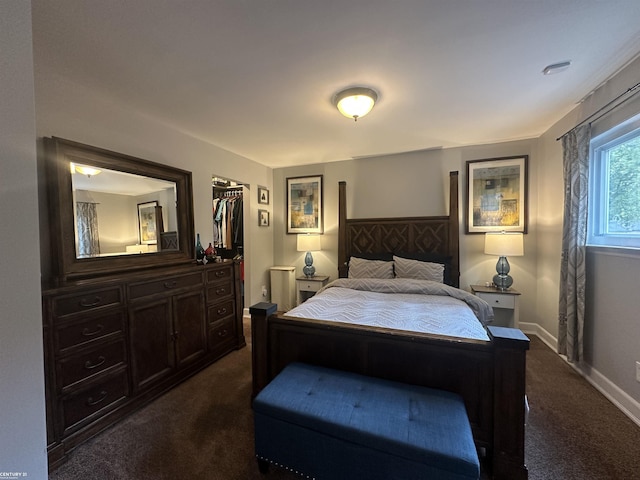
[{"x1": 212, "y1": 190, "x2": 243, "y2": 251}]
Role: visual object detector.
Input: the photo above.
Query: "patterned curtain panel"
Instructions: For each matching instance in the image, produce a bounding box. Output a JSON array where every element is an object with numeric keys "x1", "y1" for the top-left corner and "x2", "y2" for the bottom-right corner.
[
  {"x1": 76, "y1": 202, "x2": 101, "y2": 257},
  {"x1": 558, "y1": 124, "x2": 591, "y2": 362}
]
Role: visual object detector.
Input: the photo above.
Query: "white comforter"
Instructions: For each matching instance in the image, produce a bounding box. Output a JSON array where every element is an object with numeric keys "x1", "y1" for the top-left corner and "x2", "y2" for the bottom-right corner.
[{"x1": 285, "y1": 278, "x2": 492, "y2": 342}]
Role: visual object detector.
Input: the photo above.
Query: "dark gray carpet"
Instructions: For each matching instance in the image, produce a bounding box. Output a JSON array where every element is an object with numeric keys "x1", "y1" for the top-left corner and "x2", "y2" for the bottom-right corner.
[{"x1": 49, "y1": 322, "x2": 640, "y2": 480}]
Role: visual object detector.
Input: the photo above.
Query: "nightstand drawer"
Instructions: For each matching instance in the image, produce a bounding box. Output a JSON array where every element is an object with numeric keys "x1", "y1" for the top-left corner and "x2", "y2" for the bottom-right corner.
[
  {"x1": 477, "y1": 292, "x2": 515, "y2": 309},
  {"x1": 297, "y1": 280, "x2": 324, "y2": 292}
]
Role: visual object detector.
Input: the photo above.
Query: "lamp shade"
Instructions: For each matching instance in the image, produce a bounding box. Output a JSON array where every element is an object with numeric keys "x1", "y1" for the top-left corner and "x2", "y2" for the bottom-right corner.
[
  {"x1": 334, "y1": 87, "x2": 378, "y2": 121},
  {"x1": 484, "y1": 232, "x2": 524, "y2": 256},
  {"x1": 297, "y1": 234, "x2": 321, "y2": 252}
]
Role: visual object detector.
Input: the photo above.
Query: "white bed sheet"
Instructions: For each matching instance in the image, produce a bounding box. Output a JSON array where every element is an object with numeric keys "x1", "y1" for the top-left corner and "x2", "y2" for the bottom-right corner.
[{"x1": 285, "y1": 279, "x2": 491, "y2": 342}]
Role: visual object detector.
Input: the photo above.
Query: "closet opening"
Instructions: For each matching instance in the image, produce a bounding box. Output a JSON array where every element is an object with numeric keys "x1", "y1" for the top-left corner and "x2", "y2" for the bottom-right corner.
[{"x1": 212, "y1": 176, "x2": 245, "y2": 307}]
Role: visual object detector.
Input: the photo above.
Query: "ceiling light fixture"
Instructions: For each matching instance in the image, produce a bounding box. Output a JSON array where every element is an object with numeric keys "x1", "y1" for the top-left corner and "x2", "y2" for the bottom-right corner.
[
  {"x1": 333, "y1": 87, "x2": 378, "y2": 121},
  {"x1": 542, "y1": 61, "x2": 571, "y2": 75}
]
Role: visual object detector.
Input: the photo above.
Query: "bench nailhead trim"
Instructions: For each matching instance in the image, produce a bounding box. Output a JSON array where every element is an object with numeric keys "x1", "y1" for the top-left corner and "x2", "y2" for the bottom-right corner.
[{"x1": 256, "y1": 454, "x2": 315, "y2": 479}]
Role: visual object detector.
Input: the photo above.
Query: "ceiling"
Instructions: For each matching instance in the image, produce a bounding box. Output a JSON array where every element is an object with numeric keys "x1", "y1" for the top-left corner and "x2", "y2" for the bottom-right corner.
[
  {"x1": 72, "y1": 165, "x2": 175, "y2": 196},
  {"x1": 31, "y1": 1, "x2": 640, "y2": 169}
]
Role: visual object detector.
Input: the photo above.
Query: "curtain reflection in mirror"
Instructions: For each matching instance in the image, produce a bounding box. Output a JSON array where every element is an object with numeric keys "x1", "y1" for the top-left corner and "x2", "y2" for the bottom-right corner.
[{"x1": 76, "y1": 202, "x2": 101, "y2": 257}]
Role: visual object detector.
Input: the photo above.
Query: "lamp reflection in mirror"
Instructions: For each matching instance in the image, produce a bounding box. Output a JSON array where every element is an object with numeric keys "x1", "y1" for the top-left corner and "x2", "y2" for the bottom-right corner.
[
  {"x1": 297, "y1": 234, "x2": 321, "y2": 277},
  {"x1": 484, "y1": 232, "x2": 524, "y2": 290},
  {"x1": 71, "y1": 163, "x2": 102, "y2": 177}
]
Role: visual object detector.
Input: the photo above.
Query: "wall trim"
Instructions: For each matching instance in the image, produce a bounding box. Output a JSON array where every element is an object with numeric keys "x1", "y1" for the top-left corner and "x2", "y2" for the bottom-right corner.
[
  {"x1": 519, "y1": 322, "x2": 556, "y2": 350},
  {"x1": 523, "y1": 323, "x2": 640, "y2": 428},
  {"x1": 574, "y1": 362, "x2": 640, "y2": 429}
]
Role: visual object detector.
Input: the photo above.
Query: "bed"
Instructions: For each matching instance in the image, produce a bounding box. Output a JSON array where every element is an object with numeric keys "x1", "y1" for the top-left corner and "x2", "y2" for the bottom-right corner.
[{"x1": 250, "y1": 171, "x2": 529, "y2": 480}]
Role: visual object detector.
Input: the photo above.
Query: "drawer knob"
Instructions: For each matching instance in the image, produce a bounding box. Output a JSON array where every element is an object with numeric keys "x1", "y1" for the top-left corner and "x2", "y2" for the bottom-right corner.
[
  {"x1": 215, "y1": 271, "x2": 226, "y2": 277},
  {"x1": 79, "y1": 297, "x2": 101, "y2": 308},
  {"x1": 82, "y1": 324, "x2": 104, "y2": 337},
  {"x1": 217, "y1": 307, "x2": 227, "y2": 315},
  {"x1": 163, "y1": 281, "x2": 178, "y2": 289},
  {"x1": 86, "y1": 390, "x2": 108, "y2": 406},
  {"x1": 84, "y1": 356, "x2": 106, "y2": 370},
  {"x1": 216, "y1": 287, "x2": 227, "y2": 295},
  {"x1": 218, "y1": 329, "x2": 228, "y2": 338}
]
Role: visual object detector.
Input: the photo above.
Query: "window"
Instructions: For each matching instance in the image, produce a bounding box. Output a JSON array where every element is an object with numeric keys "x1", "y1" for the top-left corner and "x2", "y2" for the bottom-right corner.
[{"x1": 588, "y1": 113, "x2": 640, "y2": 248}]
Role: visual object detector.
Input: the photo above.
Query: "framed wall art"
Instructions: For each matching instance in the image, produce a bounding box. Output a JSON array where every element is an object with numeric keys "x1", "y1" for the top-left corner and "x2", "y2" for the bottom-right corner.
[
  {"x1": 258, "y1": 209, "x2": 270, "y2": 227},
  {"x1": 465, "y1": 156, "x2": 528, "y2": 234},
  {"x1": 137, "y1": 201, "x2": 159, "y2": 244},
  {"x1": 286, "y1": 175, "x2": 323, "y2": 234},
  {"x1": 258, "y1": 186, "x2": 269, "y2": 205}
]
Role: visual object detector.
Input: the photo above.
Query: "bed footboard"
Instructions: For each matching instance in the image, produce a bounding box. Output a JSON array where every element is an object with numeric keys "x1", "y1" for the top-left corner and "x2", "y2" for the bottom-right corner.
[{"x1": 250, "y1": 303, "x2": 529, "y2": 480}]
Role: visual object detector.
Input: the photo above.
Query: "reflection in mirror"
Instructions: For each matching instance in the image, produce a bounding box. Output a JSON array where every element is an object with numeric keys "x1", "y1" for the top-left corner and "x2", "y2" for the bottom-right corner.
[{"x1": 71, "y1": 163, "x2": 178, "y2": 258}]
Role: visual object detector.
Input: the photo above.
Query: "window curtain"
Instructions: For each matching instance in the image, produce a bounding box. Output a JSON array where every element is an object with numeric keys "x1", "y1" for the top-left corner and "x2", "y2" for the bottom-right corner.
[
  {"x1": 558, "y1": 124, "x2": 591, "y2": 363},
  {"x1": 76, "y1": 201, "x2": 101, "y2": 257}
]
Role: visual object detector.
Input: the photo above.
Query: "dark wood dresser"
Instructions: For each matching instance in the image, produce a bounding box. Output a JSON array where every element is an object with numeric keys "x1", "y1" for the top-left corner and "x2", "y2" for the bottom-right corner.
[{"x1": 42, "y1": 261, "x2": 245, "y2": 469}]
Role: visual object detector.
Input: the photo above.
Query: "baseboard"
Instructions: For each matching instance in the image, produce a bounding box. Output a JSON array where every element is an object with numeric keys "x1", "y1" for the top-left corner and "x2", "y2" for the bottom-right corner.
[
  {"x1": 519, "y1": 322, "x2": 557, "y2": 351},
  {"x1": 573, "y1": 363, "x2": 640, "y2": 428},
  {"x1": 522, "y1": 323, "x2": 640, "y2": 428}
]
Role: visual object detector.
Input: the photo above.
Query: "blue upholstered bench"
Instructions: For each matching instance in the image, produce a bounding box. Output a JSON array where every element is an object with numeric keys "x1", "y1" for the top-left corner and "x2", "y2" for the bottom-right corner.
[{"x1": 253, "y1": 363, "x2": 480, "y2": 480}]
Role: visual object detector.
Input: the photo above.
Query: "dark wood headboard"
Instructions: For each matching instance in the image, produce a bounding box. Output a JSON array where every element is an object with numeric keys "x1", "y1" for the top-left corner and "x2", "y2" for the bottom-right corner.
[{"x1": 337, "y1": 171, "x2": 460, "y2": 287}]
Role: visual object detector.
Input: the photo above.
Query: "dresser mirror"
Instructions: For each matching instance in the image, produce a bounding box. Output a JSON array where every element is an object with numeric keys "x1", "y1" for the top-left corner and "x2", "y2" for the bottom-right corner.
[{"x1": 44, "y1": 137, "x2": 195, "y2": 282}]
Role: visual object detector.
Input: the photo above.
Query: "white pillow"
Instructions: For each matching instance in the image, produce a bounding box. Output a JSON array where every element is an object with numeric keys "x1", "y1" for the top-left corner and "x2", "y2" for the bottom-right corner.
[
  {"x1": 348, "y1": 257, "x2": 394, "y2": 279},
  {"x1": 393, "y1": 255, "x2": 444, "y2": 283}
]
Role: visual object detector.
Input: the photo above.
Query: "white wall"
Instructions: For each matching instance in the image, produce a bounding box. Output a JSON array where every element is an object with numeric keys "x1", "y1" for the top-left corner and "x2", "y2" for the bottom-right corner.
[
  {"x1": 34, "y1": 66, "x2": 274, "y2": 308},
  {"x1": 537, "y1": 55, "x2": 640, "y2": 422},
  {"x1": 273, "y1": 139, "x2": 539, "y2": 326},
  {"x1": 0, "y1": 2, "x2": 48, "y2": 477}
]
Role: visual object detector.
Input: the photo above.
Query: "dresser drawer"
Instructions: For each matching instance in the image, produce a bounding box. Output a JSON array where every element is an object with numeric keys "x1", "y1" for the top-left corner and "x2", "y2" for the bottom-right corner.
[
  {"x1": 477, "y1": 292, "x2": 516, "y2": 309},
  {"x1": 53, "y1": 287, "x2": 122, "y2": 317},
  {"x1": 128, "y1": 272, "x2": 202, "y2": 300},
  {"x1": 55, "y1": 310, "x2": 126, "y2": 353},
  {"x1": 61, "y1": 370, "x2": 129, "y2": 435},
  {"x1": 208, "y1": 317, "x2": 236, "y2": 356},
  {"x1": 57, "y1": 340, "x2": 127, "y2": 391},
  {"x1": 206, "y1": 281, "x2": 234, "y2": 303},
  {"x1": 208, "y1": 299, "x2": 235, "y2": 324},
  {"x1": 206, "y1": 264, "x2": 233, "y2": 283}
]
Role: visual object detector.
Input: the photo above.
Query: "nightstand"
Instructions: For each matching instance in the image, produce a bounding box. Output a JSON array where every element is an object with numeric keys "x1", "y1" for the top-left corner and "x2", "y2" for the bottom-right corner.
[
  {"x1": 470, "y1": 285, "x2": 521, "y2": 328},
  {"x1": 296, "y1": 275, "x2": 330, "y2": 305}
]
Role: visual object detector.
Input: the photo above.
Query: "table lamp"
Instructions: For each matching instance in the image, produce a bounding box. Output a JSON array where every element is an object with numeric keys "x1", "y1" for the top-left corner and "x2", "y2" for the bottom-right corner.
[
  {"x1": 484, "y1": 232, "x2": 524, "y2": 290},
  {"x1": 297, "y1": 234, "x2": 321, "y2": 277}
]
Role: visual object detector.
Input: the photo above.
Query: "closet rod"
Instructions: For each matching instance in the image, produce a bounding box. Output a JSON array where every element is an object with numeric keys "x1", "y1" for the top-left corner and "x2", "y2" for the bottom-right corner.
[{"x1": 557, "y1": 80, "x2": 640, "y2": 141}]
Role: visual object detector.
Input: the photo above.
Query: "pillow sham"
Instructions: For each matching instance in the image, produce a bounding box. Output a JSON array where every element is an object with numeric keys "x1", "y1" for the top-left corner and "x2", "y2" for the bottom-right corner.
[
  {"x1": 348, "y1": 256, "x2": 394, "y2": 279},
  {"x1": 394, "y1": 251, "x2": 453, "y2": 285},
  {"x1": 393, "y1": 255, "x2": 445, "y2": 283}
]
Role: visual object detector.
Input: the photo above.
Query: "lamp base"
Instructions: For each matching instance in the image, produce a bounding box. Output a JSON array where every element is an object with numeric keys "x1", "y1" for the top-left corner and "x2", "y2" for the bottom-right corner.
[
  {"x1": 303, "y1": 251, "x2": 315, "y2": 277},
  {"x1": 493, "y1": 255, "x2": 513, "y2": 290},
  {"x1": 492, "y1": 273, "x2": 513, "y2": 291}
]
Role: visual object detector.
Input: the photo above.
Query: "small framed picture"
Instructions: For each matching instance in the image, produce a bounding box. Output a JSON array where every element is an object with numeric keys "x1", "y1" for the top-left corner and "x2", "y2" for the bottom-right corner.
[
  {"x1": 258, "y1": 209, "x2": 270, "y2": 227},
  {"x1": 137, "y1": 201, "x2": 159, "y2": 244},
  {"x1": 258, "y1": 186, "x2": 269, "y2": 205}
]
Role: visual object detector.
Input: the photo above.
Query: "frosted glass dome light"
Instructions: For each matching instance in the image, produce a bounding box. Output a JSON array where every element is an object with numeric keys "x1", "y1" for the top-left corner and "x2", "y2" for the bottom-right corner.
[{"x1": 334, "y1": 87, "x2": 378, "y2": 121}]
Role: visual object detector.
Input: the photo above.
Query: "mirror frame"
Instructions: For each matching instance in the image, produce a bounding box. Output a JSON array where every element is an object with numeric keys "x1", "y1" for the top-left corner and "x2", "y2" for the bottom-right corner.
[{"x1": 44, "y1": 137, "x2": 195, "y2": 282}]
